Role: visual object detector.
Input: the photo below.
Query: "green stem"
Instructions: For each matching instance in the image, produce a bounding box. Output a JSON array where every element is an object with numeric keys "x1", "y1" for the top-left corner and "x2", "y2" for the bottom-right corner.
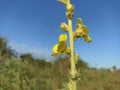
[
  {"x1": 68, "y1": 19, "x2": 77, "y2": 90},
  {"x1": 67, "y1": 0, "x2": 77, "y2": 89}
]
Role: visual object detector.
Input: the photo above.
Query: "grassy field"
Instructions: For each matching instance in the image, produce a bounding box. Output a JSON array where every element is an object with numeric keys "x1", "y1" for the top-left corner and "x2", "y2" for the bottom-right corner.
[{"x1": 0, "y1": 56, "x2": 120, "y2": 90}]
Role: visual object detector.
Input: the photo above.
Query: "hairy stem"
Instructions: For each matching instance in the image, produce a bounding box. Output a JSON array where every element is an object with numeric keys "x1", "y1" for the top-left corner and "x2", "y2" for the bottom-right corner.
[
  {"x1": 68, "y1": 19, "x2": 77, "y2": 90},
  {"x1": 67, "y1": 1, "x2": 77, "y2": 90}
]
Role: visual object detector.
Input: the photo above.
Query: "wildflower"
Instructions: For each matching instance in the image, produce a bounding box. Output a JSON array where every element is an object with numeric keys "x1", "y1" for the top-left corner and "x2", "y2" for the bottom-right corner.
[
  {"x1": 66, "y1": 4, "x2": 74, "y2": 19},
  {"x1": 51, "y1": 34, "x2": 69, "y2": 56},
  {"x1": 73, "y1": 18, "x2": 92, "y2": 42},
  {"x1": 52, "y1": 0, "x2": 92, "y2": 89},
  {"x1": 66, "y1": 4, "x2": 73, "y2": 10}
]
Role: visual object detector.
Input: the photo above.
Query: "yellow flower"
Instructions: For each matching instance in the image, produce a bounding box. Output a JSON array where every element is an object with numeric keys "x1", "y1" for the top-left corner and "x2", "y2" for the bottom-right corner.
[
  {"x1": 51, "y1": 44, "x2": 59, "y2": 56},
  {"x1": 77, "y1": 25, "x2": 88, "y2": 37},
  {"x1": 73, "y1": 18, "x2": 92, "y2": 43},
  {"x1": 59, "y1": 34, "x2": 67, "y2": 42},
  {"x1": 67, "y1": 4, "x2": 73, "y2": 10},
  {"x1": 66, "y1": 4, "x2": 74, "y2": 19},
  {"x1": 51, "y1": 34, "x2": 68, "y2": 56}
]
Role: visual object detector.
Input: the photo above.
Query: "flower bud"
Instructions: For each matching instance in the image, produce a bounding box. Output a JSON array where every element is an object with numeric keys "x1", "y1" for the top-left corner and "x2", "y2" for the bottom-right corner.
[
  {"x1": 66, "y1": 4, "x2": 73, "y2": 10},
  {"x1": 60, "y1": 23, "x2": 68, "y2": 32},
  {"x1": 83, "y1": 35, "x2": 92, "y2": 43},
  {"x1": 77, "y1": 18, "x2": 82, "y2": 24}
]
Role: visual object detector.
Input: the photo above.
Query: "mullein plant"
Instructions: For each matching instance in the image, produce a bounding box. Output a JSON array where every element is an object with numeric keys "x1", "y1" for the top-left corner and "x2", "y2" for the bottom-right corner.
[{"x1": 51, "y1": 0, "x2": 92, "y2": 90}]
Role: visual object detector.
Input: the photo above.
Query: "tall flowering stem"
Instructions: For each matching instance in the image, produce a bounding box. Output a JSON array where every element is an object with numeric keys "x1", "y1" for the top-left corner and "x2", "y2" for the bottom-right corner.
[
  {"x1": 51, "y1": 0, "x2": 92, "y2": 90},
  {"x1": 67, "y1": 0, "x2": 77, "y2": 90}
]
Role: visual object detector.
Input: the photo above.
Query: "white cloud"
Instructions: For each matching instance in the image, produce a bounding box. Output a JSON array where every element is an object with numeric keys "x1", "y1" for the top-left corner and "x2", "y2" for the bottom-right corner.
[{"x1": 9, "y1": 42, "x2": 54, "y2": 60}]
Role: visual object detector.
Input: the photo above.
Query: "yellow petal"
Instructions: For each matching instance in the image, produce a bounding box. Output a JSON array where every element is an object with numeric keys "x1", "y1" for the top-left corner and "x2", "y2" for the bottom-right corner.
[
  {"x1": 67, "y1": 4, "x2": 73, "y2": 10},
  {"x1": 51, "y1": 44, "x2": 59, "y2": 55},
  {"x1": 59, "y1": 34, "x2": 67, "y2": 42}
]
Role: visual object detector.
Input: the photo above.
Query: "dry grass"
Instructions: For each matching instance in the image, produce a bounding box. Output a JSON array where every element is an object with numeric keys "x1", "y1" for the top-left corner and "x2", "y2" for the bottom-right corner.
[{"x1": 0, "y1": 57, "x2": 120, "y2": 90}]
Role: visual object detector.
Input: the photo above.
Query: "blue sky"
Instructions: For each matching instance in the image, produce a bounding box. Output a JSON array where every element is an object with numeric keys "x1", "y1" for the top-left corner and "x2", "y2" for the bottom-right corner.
[{"x1": 0, "y1": 0, "x2": 120, "y2": 69}]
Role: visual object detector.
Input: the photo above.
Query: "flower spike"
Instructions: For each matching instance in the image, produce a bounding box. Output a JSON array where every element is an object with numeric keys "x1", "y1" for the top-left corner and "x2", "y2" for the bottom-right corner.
[{"x1": 51, "y1": 0, "x2": 92, "y2": 89}]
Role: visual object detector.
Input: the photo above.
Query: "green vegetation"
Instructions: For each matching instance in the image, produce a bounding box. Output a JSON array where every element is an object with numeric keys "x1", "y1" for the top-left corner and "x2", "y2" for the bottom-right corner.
[
  {"x1": 0, "y1": 37, "x2": 12, "y2": 58},
  {"x1": 0, "y1": 37, "x2": 120, "y2": 90},
  {"x1": 0, "y1": 56, "x2": 120, "y2": 90}
]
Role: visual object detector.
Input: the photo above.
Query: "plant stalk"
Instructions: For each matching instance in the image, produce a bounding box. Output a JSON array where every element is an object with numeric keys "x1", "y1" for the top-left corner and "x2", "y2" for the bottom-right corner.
[{"x1": 67, "y1": 1, "x2": 77, "y2": 90}]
